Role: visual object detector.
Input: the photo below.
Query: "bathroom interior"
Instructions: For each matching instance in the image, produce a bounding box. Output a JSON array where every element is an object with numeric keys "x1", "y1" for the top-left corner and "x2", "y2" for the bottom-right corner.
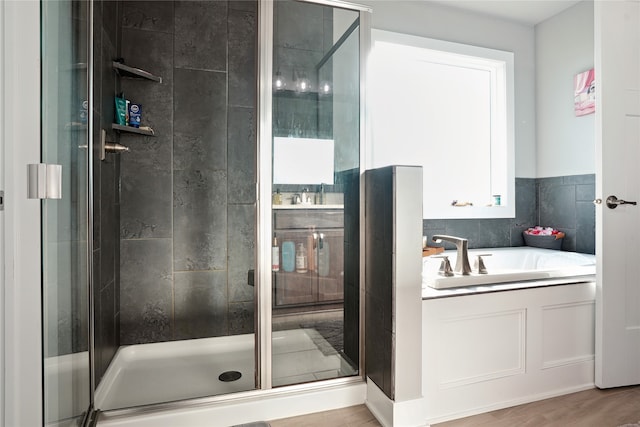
[{"x1": 39, "y1": 0, "x2": 604, "y2": 425}]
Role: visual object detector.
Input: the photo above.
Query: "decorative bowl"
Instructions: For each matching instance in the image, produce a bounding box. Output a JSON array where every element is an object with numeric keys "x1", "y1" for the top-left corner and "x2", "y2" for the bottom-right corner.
[{"x1": 522, "y1": 231, "x2": 564, "y2": 250}]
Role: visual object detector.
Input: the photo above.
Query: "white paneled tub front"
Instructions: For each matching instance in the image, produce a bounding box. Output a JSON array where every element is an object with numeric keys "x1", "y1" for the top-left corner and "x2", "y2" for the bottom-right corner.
[{"x1": 422, "y1": 281, "x2": 595, "y2": 424}]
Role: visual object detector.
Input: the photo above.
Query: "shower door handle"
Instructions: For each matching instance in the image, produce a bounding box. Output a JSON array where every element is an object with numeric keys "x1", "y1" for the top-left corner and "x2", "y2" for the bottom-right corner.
[
  {"x1": 247, "y1": 269, "x2": 255, "y2": 286},
  {"x1": 606, "y1": 195, "x2": 637, "y2": 209},
  {"x1": 27, "y1": 164, "x2": 62, "y2": 199}
]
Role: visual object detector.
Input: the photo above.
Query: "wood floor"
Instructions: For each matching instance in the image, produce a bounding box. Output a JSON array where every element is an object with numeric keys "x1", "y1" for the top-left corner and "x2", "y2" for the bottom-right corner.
[{"x1": 268, "y1": 385, "x2": 640, "y2": 426}]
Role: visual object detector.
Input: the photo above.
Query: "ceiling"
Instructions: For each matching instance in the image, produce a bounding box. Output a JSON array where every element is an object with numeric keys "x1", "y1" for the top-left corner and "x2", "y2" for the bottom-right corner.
[{"x1": 429, "y1": 0, "x2": 582, "y2": 26}]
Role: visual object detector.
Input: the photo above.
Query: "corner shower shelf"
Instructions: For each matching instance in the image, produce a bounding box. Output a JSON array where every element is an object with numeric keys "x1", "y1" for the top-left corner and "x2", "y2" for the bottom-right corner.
[
  {"x1": 112, "y1": 61, "x2": 162, "y2": 83},
  {"x1": 111, "y1": 123, "x2": 155, "y2": 136}
]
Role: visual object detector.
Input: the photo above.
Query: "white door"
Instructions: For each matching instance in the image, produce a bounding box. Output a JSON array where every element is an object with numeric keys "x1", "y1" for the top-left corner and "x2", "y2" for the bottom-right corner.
[{"x1": 595, "y1": 0, "x2": 640, "y2": 388}]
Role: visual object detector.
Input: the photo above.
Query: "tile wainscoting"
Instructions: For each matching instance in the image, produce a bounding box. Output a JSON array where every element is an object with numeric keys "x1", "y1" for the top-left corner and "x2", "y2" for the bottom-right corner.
[{"x1": 424, "y1": 174, "x2": 595, "y2": 254}]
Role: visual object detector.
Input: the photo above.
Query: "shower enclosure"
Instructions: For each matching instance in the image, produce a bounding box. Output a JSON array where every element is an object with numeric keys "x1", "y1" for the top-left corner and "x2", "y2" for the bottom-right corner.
[{"x1": 41, "y1": 0, "x2": 368, "y2": 424}]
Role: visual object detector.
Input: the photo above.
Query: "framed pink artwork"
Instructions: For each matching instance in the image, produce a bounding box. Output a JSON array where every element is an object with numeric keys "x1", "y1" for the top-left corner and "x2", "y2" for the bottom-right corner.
[{"x1": 574, "y1": 68, "x2": 595, "y2": 116}]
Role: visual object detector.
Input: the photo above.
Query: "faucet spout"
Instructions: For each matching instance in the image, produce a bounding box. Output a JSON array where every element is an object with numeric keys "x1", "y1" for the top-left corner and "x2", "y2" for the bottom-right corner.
[{"x1": 431, "y1": 235, "x2": 472, "y2": 275}]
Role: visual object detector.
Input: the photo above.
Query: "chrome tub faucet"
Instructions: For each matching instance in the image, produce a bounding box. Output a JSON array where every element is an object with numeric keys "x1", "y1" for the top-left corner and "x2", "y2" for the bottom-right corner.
[{"x1": 431, "y1": 235, "x2": 472, "y2": 275}]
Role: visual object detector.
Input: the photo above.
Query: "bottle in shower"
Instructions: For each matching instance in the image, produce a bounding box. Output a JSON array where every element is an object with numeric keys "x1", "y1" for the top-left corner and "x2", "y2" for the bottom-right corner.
[
  {"x1": 272, "y1": 235, "x2": 280, "y2": 272},
  {"x1": 295, "y1": 242, "x2": 308, "y2": 273}
]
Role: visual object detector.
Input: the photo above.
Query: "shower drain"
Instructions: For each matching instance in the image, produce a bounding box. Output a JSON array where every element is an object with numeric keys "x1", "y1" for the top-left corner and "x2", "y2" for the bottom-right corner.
[{"x1": 219, "y1": 370, "x2": 242, "y2": 382}]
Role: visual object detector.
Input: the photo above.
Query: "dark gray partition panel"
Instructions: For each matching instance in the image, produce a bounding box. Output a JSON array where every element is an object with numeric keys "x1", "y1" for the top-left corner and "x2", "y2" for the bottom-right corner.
[
  {"x1": 365, "y1": 165, "x2": 423, "y2": 401},
  {"x1": 364, "y1": 167, "x2": 393, "y2": 397}
]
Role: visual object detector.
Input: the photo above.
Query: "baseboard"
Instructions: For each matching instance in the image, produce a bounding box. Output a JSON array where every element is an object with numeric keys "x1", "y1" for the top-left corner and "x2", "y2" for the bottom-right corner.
[
  {"x1": 365, "y1": 379, "x2": 428, "y2": 427},
  {"x1": 425, "y1": 382, "x2": 595, "y2": 425}
]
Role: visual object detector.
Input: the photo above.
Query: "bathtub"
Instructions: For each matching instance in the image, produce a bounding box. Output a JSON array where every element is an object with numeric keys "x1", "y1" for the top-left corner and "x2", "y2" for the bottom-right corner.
[{"x1": 422, "y1": 247, "x2": 596, "y2": 290}]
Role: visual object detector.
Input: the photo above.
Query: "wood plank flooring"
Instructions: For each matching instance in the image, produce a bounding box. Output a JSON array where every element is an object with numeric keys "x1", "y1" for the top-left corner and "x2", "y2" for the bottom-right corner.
[
  {"x1": 269, "y1": 404, "x2": 381, "y2": 427},
  {"x1": 268, "y1": 385, "x2": 640, "y2": 427}
]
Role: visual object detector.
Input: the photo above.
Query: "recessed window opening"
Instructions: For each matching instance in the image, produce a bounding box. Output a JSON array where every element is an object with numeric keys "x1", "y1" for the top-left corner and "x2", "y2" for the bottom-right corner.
[{"x1": 370, "y1": 31, "x2": 514, "y2": 219}]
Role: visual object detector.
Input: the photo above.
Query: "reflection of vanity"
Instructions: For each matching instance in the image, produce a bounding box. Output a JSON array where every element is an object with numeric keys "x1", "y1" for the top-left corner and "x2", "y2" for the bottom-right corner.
[{"x1": 273, "y1": 207, "x2": 344, "y2": 310}]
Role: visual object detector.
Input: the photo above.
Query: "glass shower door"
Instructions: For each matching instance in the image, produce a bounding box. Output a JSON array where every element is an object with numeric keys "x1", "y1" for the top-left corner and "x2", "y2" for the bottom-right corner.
[
  {"x1": 41, "y1": 0, "x2": 91, "y2": 425},
  {"x1": 271, "y1": 0, "x2": 362, "y2": 387}
]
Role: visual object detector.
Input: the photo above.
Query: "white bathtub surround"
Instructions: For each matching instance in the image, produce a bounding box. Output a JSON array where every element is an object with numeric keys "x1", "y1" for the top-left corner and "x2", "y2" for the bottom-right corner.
[
  {"x1": 422, "y1": 247, "x2": 596, "y2": 289},
  {"x1": 96, "y1": 329, "x2": 356, "y2": 411},
  {"x1": 422, "y1": 282, "x2": 596, "y2": 424}
]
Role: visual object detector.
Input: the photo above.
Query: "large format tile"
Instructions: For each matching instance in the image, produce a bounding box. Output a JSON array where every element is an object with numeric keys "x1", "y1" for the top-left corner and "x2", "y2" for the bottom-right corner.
[
  {"x1": 120, "y1": 238, "x2": 173, "y2": 344},
  {"x1": 102, "y1": 0, "x2": 119, "y2": 44},
  {"x1": 98, "y1": 280, "x2": 116, "y2": 381},
  {"x1": 173, "y1": 68, "x2": 227, "y2": 171},
  {"x1": 175, "y1": 1, "x2": 227, "y2": 71},
  {"x1": 228, "y1": 8, "x2": 257, "y2": 108},
  {"x1": 173, "y1": 169, "x2": 228, "y2": 271},
  {"x1": 539, "y1": 183, "x2": 576, "y2": 229},
  {"x1": 576, "y1": 201, "x2": 596, "y2": 254},
  {"x1": 119, "y1": 29, "x2": 174, "y2": 241},
  {"x1": 274, "y1": 0, "x2": 324, "y2": 52},
  {"x1": 228, "y1": 204, "x2": 256, "y2": 302},
  {"x1": 229, "y1": 301, "x2": 255, "y2": 335},
  {"x1": 445, "y1": 220, "x2": 481, "y2": 249},
  {"x1": 230, "y1": 0, "x2": 257, "y2": 13},
  {"x1": 120, "y1": 165, "x2": 172, "y2": 239},
  {"x1": 120, "y1": 29, "x2": 174, "y2": 147},
  {"x1": 100, "y1": 155, "x2": 117, "y2": 289},
  {"x1": 227, "y1": 107, "x2": 256, "y2": 204},
  {"x1": 515, "y1": 178, "x2": 537, "y2": 226},
  {"x1": 122, "y1": 1, "x2": 174, "y2": 33},
  {"x1": 100, "y1": 29, "x2": 117, "y2": 131},
  {"x1": 174, "y1": 271, "x2": 228, "y2": 339},
  {"x1": 476, "y1": 219, "x2": 511, "y2": 248},
  {"x1": 121, "y1": 27, "x2": 174, "y2": 85}
]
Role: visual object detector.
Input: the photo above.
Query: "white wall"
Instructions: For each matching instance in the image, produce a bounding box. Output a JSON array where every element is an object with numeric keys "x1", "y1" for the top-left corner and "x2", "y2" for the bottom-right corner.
[
  {"x1": 536, "y1": 1, "x2": 595, "y2": 177},
  {"x1": 359, "y1": 0, "x2": 537, "y2": 178}
]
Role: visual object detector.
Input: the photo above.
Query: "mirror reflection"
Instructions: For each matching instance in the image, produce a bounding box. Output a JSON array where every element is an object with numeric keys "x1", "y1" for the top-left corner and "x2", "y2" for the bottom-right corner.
[{"x1": 271, "y1": 0, "x2": 361, "y2": 388}]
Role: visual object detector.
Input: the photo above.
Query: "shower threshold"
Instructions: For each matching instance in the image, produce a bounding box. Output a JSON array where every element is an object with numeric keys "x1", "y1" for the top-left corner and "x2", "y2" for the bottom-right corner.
[{"x1": 94, "y1": 328, "x2": 356, "y2": 411}]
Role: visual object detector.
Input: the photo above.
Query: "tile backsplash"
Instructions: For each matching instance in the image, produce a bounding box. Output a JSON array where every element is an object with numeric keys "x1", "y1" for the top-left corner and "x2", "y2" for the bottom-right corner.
[{"x1": 424, "y1": 174, "x2": 595, "y2": 254}]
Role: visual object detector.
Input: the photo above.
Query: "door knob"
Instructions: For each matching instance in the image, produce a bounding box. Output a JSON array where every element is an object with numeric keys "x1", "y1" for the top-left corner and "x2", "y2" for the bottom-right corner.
[{"x1": 606, "y1": 195, "x2": 637, "y2": 209}]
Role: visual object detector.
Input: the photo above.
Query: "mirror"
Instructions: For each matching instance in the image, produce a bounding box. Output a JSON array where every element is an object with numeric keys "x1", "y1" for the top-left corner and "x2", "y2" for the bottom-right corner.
[
  {"x1": 273, "y1": 137, "x2": 335, "y2": 184},
  {"x1": 369, "y1": 29, "x2": 515, "y2": 219}
]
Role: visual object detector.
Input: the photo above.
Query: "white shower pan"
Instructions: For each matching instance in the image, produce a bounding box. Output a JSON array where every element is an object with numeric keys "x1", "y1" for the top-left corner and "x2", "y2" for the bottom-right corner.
[{"x1": 95, "y1": 328, "x2": 355, "y2": 411}]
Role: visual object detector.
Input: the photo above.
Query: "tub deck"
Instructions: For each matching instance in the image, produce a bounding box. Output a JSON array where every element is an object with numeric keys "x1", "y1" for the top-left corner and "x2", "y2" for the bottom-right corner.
[{"x1": 422, "y1": 247, "x2": 596, "y2": 295}]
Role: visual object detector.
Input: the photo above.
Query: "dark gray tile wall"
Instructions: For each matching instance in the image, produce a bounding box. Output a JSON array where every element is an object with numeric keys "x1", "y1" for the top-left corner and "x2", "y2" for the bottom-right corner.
[
  {"x1": 539, "y1": 174, "x2": 595, "y2": 253},
  {"x1": 92, "y1": 0, "x2": 123, "y2": 385},
  {"x1": 364, "y1": 167, "x2": 394, "y2": 399},
  {"x1": 423, "y1": 175, "x2": 595, "y2": 254},
  {"x1": 341, "y1": 169, "x2": 360, "y2": 370},
  {"x1": 118, "y1": 1, "x2": 257, "y2": 345}
]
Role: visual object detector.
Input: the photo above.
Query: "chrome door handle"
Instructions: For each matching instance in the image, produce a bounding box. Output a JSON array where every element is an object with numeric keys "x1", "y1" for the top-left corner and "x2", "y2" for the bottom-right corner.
[{"x1": 606, "y1": 195, "x2": 637, "y2": 209}]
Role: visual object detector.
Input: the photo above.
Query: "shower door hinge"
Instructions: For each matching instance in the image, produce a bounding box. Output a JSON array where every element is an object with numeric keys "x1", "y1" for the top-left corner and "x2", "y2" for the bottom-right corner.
[
  {"x1": 27, "y1": 163, "x2": 62, "y2": 199},
  {"x1": 0, "y1": 191, "x2": 4, "y2": 210}
]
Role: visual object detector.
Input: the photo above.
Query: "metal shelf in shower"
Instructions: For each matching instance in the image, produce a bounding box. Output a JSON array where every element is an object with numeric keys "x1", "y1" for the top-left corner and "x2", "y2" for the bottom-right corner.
[{"x1": 112, "y1": 61, "x2": 162, "y2": 83}]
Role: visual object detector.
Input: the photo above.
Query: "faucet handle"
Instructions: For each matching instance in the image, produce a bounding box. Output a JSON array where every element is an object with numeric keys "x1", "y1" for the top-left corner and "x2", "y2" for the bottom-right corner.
[
  {"x1": 433, "y1": 255, "x2": 454, "y2": 277},
  {"x1": 474, "y1": 254, "x2": 492, "y2": 274}
]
